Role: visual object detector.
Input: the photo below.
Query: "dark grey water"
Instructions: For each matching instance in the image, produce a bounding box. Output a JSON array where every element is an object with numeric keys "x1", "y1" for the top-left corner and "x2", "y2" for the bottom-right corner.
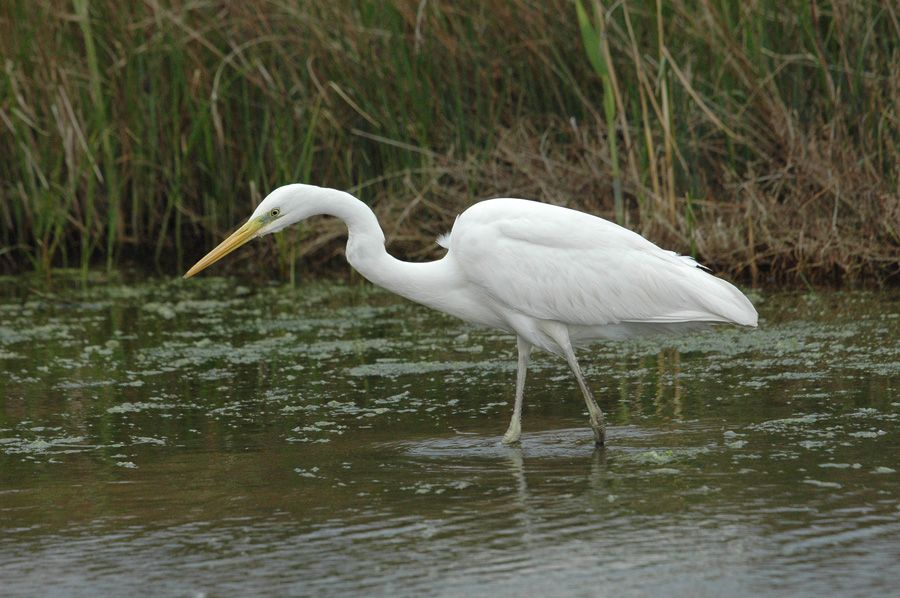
[{"x1": 1, "y1": 275, "x2": 898, "y2": 596}]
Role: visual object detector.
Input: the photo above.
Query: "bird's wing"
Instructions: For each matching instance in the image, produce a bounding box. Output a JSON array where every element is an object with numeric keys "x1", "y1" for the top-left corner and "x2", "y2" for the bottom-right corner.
[{"x1": 449, "y1": 199, "x2": 757, "y2": 327}]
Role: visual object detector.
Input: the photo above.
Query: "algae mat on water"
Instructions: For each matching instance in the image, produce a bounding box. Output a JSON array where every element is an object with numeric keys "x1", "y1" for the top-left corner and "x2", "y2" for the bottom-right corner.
[{"x1": 0, "y1": 275, "x2": 898, "y2": 595}]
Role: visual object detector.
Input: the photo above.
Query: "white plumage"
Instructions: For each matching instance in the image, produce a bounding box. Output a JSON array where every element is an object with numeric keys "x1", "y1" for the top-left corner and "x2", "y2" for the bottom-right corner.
[
  {"x1": 184, "y1": 185, "x2": 758, "y2": 446},
  {"x1": 447, "y1": 199, "x2": 756, "y2": 343}
]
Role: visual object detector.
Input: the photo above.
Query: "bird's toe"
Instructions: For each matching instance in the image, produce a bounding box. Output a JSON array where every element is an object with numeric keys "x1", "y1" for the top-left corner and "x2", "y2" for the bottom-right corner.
[{"x1": 502, "y1": 430, "x2": 522, "y2": 445}]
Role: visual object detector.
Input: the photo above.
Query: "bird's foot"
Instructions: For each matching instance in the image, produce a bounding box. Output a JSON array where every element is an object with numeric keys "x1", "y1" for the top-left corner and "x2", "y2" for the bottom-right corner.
[
  {"x1": 591, "y1": 423, "x2": 606, "y2": 447},
  {"x1": 502, "y1": 427, "x2": 522, "y2": 445}
]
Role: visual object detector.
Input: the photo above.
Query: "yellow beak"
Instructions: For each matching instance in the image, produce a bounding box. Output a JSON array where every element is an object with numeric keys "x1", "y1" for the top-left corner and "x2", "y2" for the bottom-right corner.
[{"x1": 183, "y1": 219, "x2": 263, "y2": 279}]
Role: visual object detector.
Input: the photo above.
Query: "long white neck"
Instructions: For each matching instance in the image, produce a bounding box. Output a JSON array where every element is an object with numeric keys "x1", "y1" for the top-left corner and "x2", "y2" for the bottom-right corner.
[{"x1": 313, "y1": 190, "x2": 457, "y2": 310}]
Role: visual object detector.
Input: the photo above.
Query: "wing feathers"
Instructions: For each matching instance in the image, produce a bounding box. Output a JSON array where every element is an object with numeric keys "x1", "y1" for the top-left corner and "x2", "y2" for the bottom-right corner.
[{"x1": 450, "y1": 199, "x2": 757, "y2": 328}]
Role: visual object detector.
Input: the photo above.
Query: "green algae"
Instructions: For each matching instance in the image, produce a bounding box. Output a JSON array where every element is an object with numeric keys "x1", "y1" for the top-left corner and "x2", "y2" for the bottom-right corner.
[{"x1": 0, "y1": 278, "x2": 898, "y2": 595}]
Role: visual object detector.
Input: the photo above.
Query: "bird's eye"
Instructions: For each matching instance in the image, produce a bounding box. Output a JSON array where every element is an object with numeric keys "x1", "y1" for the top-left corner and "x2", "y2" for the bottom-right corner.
[{"x1": 270, "y1": 208, "x2": 281, "y2": 218}]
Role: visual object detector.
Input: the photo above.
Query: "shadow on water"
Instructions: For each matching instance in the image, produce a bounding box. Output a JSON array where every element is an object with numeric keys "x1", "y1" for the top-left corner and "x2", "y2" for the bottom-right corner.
[{"x1": 0, "y1": 275, "x2": 898, "y2": 595}]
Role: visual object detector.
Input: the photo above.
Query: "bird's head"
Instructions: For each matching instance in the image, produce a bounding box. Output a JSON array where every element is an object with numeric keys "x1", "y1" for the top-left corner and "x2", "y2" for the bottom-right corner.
[{"x1": 183, "y1": 184, "x2": 322, "y2": 278}]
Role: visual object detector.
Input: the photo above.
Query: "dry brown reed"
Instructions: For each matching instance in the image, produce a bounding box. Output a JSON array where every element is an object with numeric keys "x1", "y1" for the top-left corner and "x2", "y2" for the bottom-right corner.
[{"x1": 1, "y1": 0, "x2": 897, "y2": 285}]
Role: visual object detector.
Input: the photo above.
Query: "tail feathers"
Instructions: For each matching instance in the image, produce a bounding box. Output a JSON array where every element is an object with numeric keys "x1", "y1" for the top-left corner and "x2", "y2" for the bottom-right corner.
[{"x1": 705, "y1": 275, "x2": 758, "y2": 327}]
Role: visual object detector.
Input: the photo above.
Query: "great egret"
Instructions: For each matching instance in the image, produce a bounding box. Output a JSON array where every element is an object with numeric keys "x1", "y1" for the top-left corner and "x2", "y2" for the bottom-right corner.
[{"x1": 184, "y1": 185, "x2": 757, "y2": 445}]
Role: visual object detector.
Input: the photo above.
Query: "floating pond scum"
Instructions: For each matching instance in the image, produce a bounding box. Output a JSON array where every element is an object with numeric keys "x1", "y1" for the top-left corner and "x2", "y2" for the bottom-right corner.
[{"x1": 0, "y1": 275, "x2": 898, "y2": 595}]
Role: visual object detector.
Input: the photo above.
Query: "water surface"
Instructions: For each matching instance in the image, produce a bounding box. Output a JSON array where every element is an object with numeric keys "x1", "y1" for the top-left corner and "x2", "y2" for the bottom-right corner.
[{"x1": 1, "y1": 275, "x2": 898, "y2": 596}]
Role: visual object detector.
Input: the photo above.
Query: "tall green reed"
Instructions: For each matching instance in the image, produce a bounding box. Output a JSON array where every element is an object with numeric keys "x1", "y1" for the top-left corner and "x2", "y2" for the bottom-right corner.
[
  {"x1": 0, "y1": 0, "x2": 896, "y2": 282},
  {"x1": 576, "y1": 0, "x2": 624, "y2": 225}
]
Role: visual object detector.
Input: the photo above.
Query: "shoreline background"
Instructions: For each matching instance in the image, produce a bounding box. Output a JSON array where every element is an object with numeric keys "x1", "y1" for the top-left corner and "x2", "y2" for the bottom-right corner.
[{"x1": 2, "y1": 1, "x2": 897, "y2": 285}]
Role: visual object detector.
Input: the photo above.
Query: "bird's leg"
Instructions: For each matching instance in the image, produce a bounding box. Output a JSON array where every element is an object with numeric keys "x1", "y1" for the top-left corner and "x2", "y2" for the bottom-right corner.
[
  {"x1": 502, "y1": 336, "x2": 532, "y2": 445},
  {"x1": 561, "y1": 345, "x2": 606, "y2": 447}
]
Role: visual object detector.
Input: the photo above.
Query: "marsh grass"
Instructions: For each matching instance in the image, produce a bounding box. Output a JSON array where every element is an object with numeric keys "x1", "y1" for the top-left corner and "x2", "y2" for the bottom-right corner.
[{"x1": 1, "y1": 0, "x2": 897, "y2": 283}]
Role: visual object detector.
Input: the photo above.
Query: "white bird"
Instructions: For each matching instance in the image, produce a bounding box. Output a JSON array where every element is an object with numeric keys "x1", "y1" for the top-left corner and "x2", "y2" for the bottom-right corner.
[{"x1": 184, "y1": 184, "x2": 757, "y2": 445}]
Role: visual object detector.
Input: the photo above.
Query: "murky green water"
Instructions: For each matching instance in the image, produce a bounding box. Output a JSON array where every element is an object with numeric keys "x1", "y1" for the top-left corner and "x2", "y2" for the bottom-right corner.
[{"x1": 1, "y1": 275, "x2": 898, "y2": 596}]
